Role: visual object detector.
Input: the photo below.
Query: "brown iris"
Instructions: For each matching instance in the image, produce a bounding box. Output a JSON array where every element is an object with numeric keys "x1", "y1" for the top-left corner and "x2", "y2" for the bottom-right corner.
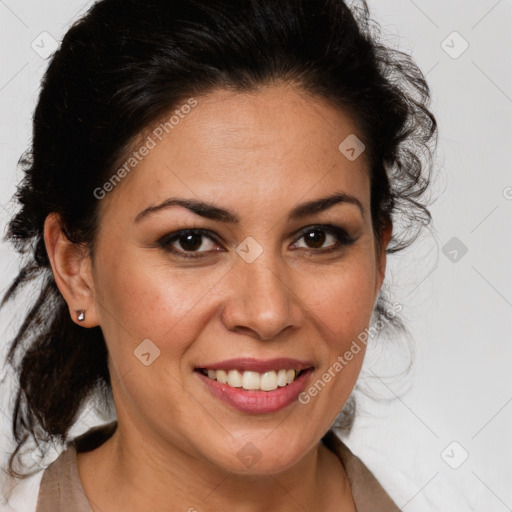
[
  {"x1": 178, "y1": 233, "x2": 203, "y2": 251},
  {"x1": 303, "y1": 229, "x2": 326, "y2": 249}
]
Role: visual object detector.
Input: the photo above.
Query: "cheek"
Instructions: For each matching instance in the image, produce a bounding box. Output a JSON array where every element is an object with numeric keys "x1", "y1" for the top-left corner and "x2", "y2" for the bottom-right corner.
[
  {"x1": 296, "y1": 257, "x2": 376, "y2": 399},
  {"x1": 92, "y1": 254, "x2": 220, "y2": 415},
  {"x1": 94, "y1": 250, "x2": 226, "y2": 354},
  {"x1": 301, "y1": 258, "x2": 377, "y2": 344},
  {"x1": 297, "y1": 265, "x2": 374, "y2": 412}
]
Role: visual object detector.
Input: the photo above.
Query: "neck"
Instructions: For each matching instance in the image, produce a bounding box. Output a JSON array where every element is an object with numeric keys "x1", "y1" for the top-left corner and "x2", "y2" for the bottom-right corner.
[{"x1": 76, "y1": 422, "x2": 354, "y2": 512}]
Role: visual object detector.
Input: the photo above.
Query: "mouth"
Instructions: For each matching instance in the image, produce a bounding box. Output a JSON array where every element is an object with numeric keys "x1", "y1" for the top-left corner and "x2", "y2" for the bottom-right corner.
[
  {"x1": 196, "y1": 368, "x2": 310, "y2": 392},
  {"x1": 194, "y1": 363, "x2": 315, "y2": 414}
]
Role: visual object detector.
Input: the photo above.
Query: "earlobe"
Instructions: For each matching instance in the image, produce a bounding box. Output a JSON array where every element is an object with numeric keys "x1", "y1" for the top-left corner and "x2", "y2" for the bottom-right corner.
[{"x1": 43, "y1": 213, "x2": 99, "y2": 327}]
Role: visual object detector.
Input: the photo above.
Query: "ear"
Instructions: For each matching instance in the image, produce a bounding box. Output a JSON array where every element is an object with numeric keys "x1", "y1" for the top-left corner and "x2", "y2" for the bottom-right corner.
[
  {"x1": 43, "y1": 213, "x2": 99, "y2": 327},
  {"x1": 374, "y1": 219, "x2": 392, "y2": 296}
]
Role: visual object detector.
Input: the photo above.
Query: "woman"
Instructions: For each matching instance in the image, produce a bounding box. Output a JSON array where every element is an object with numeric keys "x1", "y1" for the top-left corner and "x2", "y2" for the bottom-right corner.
[{"x1": 1, "y1": 0, "x2": 437, "y2": 510}]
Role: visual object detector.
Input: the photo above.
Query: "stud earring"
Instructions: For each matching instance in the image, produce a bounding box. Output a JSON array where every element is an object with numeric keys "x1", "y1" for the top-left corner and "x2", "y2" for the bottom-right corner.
[{"x1": 76, "y1": 310, "x2": 86, "y2": 322}]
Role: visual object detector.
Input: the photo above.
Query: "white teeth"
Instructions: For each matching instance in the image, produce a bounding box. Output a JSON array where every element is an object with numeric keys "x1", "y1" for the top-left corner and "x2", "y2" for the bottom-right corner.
[
  {"x1": 242, "y1": 371, "x2": 261, "y2": 390},
  {"x1": 202, "y1": 368, "x2": 302, "y2": 391},
  {"x1": 227, "y1": 369, "x2": 243, "y2": 387},
  {"x1": 276, "y1": 369, "x2": 288, "y2": 387},
  {"x1": 260, "y1": 371, "x2": 278, "y2": 391},
  {"x1": 216, "y1": 369, "x2": 228, "y2": 384}
]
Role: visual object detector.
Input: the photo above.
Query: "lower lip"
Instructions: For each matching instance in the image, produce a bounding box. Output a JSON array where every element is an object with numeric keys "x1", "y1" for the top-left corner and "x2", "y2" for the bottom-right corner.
[{"x1": 195, "y1": 369, "x2": 313, "y2": 414}]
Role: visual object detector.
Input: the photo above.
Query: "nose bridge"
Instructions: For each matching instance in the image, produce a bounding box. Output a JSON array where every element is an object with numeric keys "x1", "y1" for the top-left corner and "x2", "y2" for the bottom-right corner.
[{"x1": 221, "y1": 245, "x2": 300, "y2": 340}]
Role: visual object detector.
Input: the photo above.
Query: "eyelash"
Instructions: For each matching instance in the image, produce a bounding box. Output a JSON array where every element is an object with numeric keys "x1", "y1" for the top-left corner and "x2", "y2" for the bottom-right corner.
[{"x1": 157, "y1": 224, "x2": 356, "y2": 260}]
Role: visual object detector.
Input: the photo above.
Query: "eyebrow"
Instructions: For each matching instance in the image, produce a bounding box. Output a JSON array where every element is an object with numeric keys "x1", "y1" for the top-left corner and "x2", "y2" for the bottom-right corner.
[{"x1": 134, "y1": 192, "x2": 365, "y2": 224}]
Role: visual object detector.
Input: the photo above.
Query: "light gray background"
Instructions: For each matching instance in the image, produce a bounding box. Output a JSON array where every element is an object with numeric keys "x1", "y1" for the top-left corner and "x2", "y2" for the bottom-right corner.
[{"x1": 0, "y1": 1, "x2": 511, "y2": 510}]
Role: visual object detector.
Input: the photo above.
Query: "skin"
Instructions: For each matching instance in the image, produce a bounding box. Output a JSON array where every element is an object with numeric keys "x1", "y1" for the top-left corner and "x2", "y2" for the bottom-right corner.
[{"x1": 44, "y1": 83, "x2": 392, "y2": 512}]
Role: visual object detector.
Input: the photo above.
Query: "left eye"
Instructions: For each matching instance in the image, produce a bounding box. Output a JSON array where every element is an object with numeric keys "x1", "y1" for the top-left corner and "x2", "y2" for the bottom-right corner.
[{"x1": 291, "y1": 226, "x2": 353, "y2": 251}]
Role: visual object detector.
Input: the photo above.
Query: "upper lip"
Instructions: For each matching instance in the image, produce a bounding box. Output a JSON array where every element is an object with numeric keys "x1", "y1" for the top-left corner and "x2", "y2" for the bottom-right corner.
[{"x1": 196, "y1": 357, "x2": 314, "y2": 373}]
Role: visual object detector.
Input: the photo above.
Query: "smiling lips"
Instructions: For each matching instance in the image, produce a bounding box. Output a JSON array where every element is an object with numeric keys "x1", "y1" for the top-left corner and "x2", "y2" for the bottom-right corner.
[
  {"x1": 196, "y1": 357, "x2": 313, "y2": 391},
  {"x1": 199, "y1": 368, "x2": 300, "y2": 391}
]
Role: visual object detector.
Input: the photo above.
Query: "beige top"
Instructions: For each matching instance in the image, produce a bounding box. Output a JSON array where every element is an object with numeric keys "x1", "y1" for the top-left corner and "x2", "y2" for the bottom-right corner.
[{"x1": 36, "y1": 421, "x2": 399, "y2": 511}]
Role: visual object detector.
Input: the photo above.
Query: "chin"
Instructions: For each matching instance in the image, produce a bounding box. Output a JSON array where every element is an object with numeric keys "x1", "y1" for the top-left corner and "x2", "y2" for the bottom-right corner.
[{"x1": 199, "y1": 432, "x2": 312, "y2": 476}]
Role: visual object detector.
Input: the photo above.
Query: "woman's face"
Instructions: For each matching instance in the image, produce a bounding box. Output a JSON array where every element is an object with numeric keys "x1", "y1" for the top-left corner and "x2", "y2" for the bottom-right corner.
[{"x1": 88, "y1": 84, "x2": 390, "y2": 473}]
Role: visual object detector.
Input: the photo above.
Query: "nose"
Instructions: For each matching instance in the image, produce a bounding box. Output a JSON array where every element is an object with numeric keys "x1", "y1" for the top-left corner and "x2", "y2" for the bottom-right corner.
[{"x1": 220, "y1": 254, "x2": 303, "y2": 341}]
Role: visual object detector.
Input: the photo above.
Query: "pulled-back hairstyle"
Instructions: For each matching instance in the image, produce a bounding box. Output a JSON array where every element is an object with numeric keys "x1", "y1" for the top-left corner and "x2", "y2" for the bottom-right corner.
[{"x1": 1, "y1": 0, "x2": 437, "y2": 485}]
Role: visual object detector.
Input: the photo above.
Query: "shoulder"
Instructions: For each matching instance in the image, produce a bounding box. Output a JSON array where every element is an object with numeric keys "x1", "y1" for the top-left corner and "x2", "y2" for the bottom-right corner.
[
  {"x1": 35, "y1": 421, "x2": 117, "y2": 512},
  {"x1": 321, "y1": 429, "x2": 401, "y2": 512},
  {"x1": 35, "y1": 446, "x2": 92, "y2": 512}
]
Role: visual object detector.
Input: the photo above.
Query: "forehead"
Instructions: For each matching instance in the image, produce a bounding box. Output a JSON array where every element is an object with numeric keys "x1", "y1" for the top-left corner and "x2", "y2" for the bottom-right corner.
[{"x1": 100, "y1": 84, "x2": 370, "y2": 222}]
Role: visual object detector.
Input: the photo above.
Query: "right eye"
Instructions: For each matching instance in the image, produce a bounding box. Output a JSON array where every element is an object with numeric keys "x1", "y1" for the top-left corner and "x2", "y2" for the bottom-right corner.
[{"x1": 158, "y1": 229, "x2": 223, "y2": 259}]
